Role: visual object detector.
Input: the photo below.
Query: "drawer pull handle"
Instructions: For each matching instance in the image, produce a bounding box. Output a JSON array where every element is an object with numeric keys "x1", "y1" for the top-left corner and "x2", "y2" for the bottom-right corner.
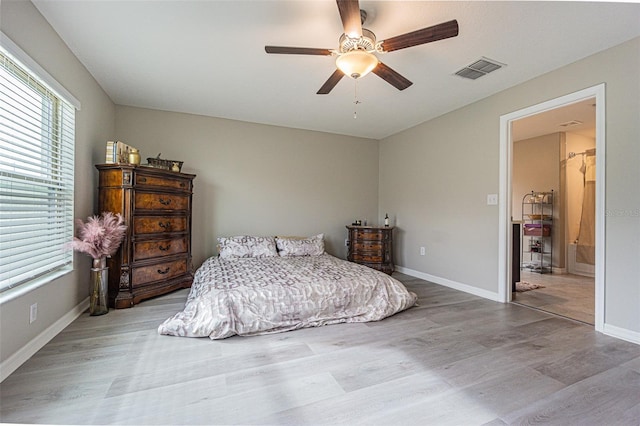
[
  {"x1": 180, "y1": 182, "x2": 186, "y2": 188},
  {"x1": 138, "y1": 177, "x2": 147, "y2": 183},
  {"x1": 159, "y1": 198, "x2": 172, "y2": 205},
  {"x1": 159, "y1": 221, "x2": 172, "y2": 230},
  {"x1": 158, "y1": 244, "x2": 171, "y2": 251},
  {"x1": 157, "y1": 267, "x2": 170, "y2": 275}
]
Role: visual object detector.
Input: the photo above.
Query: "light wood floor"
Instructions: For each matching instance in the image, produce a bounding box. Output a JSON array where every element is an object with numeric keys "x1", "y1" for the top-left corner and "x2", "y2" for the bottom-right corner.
[
  {"x1": 1, "y1": 273, "x2": 639, "y2": 425},
  {"x1": 514, "y1": 270, "x2": 595, "y2": 325}
]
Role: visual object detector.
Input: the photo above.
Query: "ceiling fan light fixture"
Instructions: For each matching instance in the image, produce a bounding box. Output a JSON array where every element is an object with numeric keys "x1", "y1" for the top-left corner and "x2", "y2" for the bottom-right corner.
[
  {"x1": 336, "y1": 50, "x2": 379, "y2": 79},
  {"x1": 265, "y1": 2, "x2": 460, "y2": 94}
]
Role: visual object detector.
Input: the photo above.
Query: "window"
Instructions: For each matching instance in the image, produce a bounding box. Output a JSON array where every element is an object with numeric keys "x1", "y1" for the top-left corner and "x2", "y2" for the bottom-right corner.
[{"x1": 0, "y1": 35, "x2": 77, "y2": 293}]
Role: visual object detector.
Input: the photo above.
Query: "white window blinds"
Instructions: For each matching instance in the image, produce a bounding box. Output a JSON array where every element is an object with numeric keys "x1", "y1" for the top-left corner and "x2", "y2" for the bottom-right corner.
[{"x1": 0, "y1": 40, "x2": 76, "y2": 292}]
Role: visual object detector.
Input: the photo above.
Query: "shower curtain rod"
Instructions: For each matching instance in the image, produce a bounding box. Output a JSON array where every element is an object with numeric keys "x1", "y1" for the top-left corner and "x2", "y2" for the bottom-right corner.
[{"x1": 567, "y1": 148, "x2": 596, "y2": 159}]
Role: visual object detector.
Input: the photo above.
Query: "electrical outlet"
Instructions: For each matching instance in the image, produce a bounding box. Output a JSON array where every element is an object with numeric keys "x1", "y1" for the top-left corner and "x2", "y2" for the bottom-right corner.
[
  {"x1": 487, "y1": 194, "x2": 498, "y2": 205},
  {"x1": 29, "y1": 303, "x2": 37, "y2": 324},
  {"x1": 420, "y1": 247, "x2": 426, "y2": 256}
]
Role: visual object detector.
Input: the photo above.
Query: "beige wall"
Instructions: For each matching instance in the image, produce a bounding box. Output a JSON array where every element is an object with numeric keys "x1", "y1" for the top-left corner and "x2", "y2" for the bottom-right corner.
[
  {"x1": 0, "y1": 0, "x2": 115, "y2": 368},
  {"x1": 513, "y1": 133, "x2": 562, "y2": 268},
  {"x1": 512, "y1": 133, "x2": 561, "y2": 220},
  {"x1": 380, "y1": 37, "x2": 640, "y2": 334},
  {"x1": 114, "y1": 106, "x2": 379, "y2": 267},
  {"x1": 379, "y1": 100, "x2": 502, "y2": 292}
]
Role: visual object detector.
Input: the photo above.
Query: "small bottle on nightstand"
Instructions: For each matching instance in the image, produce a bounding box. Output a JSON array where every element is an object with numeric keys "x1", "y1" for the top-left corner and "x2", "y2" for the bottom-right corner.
[{"x1": 384, "y1": 213, "x2": 389, "y2": 227}]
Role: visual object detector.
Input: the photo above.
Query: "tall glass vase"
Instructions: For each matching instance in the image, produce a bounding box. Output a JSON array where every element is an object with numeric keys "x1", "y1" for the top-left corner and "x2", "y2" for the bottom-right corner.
[{"x1": 90, "y1": 257, "x2": 109, "y2": 316}]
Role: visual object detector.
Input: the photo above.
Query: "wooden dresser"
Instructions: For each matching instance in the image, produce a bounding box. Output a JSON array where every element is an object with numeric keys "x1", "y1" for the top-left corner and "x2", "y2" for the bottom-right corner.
[
  {"x1": 346, "y1": 225, "x2": 394, "y2": 275},
  {"x1": 96, "y1": 164, "x2": 196, "y2": 308}
]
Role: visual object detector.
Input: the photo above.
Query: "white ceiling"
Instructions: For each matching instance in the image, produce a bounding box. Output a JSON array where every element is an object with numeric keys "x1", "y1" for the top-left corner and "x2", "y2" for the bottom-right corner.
[
  {"x1": 32, "y1": 1, "x2": 640, "y2": 140},
  {"x1": 513, "y1": 98, "x2": 596, "y2": 141}
]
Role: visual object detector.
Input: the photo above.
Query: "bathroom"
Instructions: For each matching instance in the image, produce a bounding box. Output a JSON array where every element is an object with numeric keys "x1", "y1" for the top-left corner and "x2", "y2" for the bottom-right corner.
[{"x1": 511, "y1": 98, "x2": 596, "y2": 323}]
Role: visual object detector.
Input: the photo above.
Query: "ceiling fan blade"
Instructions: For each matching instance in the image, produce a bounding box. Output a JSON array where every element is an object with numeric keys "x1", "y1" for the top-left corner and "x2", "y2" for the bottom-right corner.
[
  {"x1": 372, "y1": 62, "x2": 413, "y2": 91},
  {"x1": 336, "y1": 0, "x2": 362, "y2": 37},
  {"x1": 317, "y1": 69, "x2": 345, "y2": 94},
  {"x1": 379, "y1": 20, "x2": 459, "y2": 52},
  {"x1": 265, "y1": 46, "x2": 332, "y2": 55}
]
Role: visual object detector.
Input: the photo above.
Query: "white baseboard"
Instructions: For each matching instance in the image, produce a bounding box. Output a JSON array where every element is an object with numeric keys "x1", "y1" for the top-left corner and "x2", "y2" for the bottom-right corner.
[
  {"x1": 396, "y1": 266, "x2": 639, "y2": 346},
  {"x1": 603, "y1": 323, "x2": 640, "y2": 345},
  {"x1": 395, "y1": 266, "x2": 501, "y2": 302},
  {"x1": 0, "y1": 298, "x2": 89, "y2": 382}
]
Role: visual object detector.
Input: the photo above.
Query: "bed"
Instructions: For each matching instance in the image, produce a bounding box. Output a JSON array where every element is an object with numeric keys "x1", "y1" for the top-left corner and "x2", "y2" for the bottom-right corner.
[{"x1": 158, "y1": 234, "x2": 417, "y2": 339}]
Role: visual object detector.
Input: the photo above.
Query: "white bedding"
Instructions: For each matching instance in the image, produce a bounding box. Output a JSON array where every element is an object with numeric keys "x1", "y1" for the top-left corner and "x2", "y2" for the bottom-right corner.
[{"x1": 158, "y1": 254, "x2": 417, "y2": 339}]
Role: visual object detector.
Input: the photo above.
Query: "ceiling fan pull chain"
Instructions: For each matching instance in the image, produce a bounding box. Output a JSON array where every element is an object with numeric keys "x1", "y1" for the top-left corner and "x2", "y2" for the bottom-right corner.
[{"x1": 353, "y1": 80, "x2": 361, "y2": 119}]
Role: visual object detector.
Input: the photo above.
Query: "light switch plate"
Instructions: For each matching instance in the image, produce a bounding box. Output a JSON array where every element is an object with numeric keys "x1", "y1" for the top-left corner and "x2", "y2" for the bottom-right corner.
[{"x1": 487, "y1": 194, "x2": 498, "y2": 205}]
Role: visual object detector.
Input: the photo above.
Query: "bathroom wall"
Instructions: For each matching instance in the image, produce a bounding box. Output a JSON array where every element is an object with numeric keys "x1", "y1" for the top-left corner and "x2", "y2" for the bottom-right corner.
[
  {"x1": 512, "y1": 133, "x2": 562, "y2": 268},
  {"x1": 512, "y1": 130, "x2": 595, "y2": 272}
]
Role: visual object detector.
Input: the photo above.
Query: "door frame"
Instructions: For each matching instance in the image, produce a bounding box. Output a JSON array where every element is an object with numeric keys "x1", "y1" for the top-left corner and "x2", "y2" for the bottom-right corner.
[{"x1": 497, "y1": 84, "x2": 605, "y2": 332}]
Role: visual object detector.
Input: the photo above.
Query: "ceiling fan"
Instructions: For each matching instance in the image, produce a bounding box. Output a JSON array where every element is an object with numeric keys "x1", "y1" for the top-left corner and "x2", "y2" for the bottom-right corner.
[{"x1": 265, "y1": 0, "x2": 459, "y2": 94}]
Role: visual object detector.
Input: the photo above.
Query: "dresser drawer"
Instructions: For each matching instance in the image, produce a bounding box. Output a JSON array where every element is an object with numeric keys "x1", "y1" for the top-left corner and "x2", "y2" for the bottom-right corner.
[
  {"x1": 351, "y1": 253, "x2": 384, "y2": 263},
  {"x1": 133, "y1": 237, "x2": 188, "y2": 261},
  {"x1": 135, "y1": 173, "x2": 191, "y2": 192},
  {"x1": 133, "y1": 216, "x2": 187, "y2": 234},
  {"x1": 135, "y1": 192, "x2": 189, "y2": 211},
  {"x1": 131, "y1": 258, "x2": 188, "y2": 287}
]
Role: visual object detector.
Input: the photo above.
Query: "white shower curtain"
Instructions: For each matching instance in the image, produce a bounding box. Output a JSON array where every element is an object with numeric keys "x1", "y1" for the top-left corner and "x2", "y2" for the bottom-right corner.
[{"x1": 577, "y1": 150, "x2": 596, "y2": 265}]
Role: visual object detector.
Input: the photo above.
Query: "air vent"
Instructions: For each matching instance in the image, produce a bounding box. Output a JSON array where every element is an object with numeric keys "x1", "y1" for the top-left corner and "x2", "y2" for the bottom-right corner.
[
  {"x1": 455, "y1": 57, "x2": 505, "y2": 80},
  {"x1": 559, "y1": 120, "x2": 583, "y2": 127}
]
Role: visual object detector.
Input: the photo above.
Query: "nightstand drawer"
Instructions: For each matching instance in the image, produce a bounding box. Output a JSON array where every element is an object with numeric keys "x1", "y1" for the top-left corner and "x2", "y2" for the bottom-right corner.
[
  {"x1": 134, "y1": 192, "x2": 189, "y2": 211},
  {"x1": 354, "y1": 230, "x2": 387, "y2": 241},
  {"x1": 133, "y1": 216, "x2": 187, "y2": 234},
  {"x1": 133, "y1": 237, "x2": 188, "y2": 261},
  {"x1": 353, "y1": 241, "x2": 383, "y2": 253},
  {"x1": 131, "y1": 258, "x2": 188, "y2": 287}
]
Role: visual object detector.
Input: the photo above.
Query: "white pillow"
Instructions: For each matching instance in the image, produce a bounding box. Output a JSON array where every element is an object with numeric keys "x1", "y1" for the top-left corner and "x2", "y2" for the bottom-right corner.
[
  {"x1": 276, "y1": 234, "x2": 325, "y2": 257},
  {"x1": 217, "y1": 236, "x2": 278, "y2": 259}
]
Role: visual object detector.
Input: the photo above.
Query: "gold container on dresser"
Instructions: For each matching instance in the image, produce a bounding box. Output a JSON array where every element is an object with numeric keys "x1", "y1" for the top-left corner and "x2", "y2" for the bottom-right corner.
[
  {"x1": 96, "y1": 164, "x2": 196, "y2": 308},
  {"x1": 346, "y1": 225, "x2": 394, "y2": 275}
]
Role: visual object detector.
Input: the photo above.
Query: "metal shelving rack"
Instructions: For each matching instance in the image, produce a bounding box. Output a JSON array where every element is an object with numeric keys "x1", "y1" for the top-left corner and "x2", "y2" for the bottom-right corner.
[{"x1": 521, "y1": 190, "x2": 553, "y2": 274}]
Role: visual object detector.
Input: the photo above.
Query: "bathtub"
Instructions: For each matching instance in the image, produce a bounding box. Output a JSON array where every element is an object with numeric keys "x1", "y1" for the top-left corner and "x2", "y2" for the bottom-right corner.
[{"x1": 568, "y1": 243, "x2": 595, "y2": 277}]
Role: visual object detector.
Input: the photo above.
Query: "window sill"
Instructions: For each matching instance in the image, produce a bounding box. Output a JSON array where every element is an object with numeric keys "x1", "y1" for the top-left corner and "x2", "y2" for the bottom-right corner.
[{"x1": 0, "y1": 266, "x2": 74, "y2": 305}]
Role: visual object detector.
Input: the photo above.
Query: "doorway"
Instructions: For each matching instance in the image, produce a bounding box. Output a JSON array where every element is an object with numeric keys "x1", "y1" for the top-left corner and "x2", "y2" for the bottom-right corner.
[
  {"x1": 497, "y1": 84, "x2": 605, "y2": 332},
  {"x1": 511, "y1": 100, "x2": 595, "y2": 324}
]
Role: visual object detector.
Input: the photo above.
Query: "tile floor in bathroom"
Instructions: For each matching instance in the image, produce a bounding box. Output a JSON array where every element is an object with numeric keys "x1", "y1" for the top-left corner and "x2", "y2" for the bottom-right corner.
[{"x1": 514, "y1": 270, "x2": 595, "y2": 325}]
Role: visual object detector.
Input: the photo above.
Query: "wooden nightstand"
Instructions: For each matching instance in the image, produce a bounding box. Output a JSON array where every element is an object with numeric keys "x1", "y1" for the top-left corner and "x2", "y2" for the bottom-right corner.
[{"x1": 346, "y1": 225, "x2": 394, "y2": 275}]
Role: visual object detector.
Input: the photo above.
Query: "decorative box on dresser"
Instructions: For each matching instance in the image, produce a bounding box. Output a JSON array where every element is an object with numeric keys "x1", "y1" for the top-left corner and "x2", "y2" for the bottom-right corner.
[
  {"x1": 346, "y1": 225, "x2": 394, "y2": 275},
  {"x1": 96, "y1": 164, "x2": 196, "y2": 308}
]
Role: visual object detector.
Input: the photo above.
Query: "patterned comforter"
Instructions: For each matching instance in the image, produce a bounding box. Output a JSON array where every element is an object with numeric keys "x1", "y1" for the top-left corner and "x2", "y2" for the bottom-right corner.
[{"x1": 158, "y1": 254, "x2": 417, "y2": 339}]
